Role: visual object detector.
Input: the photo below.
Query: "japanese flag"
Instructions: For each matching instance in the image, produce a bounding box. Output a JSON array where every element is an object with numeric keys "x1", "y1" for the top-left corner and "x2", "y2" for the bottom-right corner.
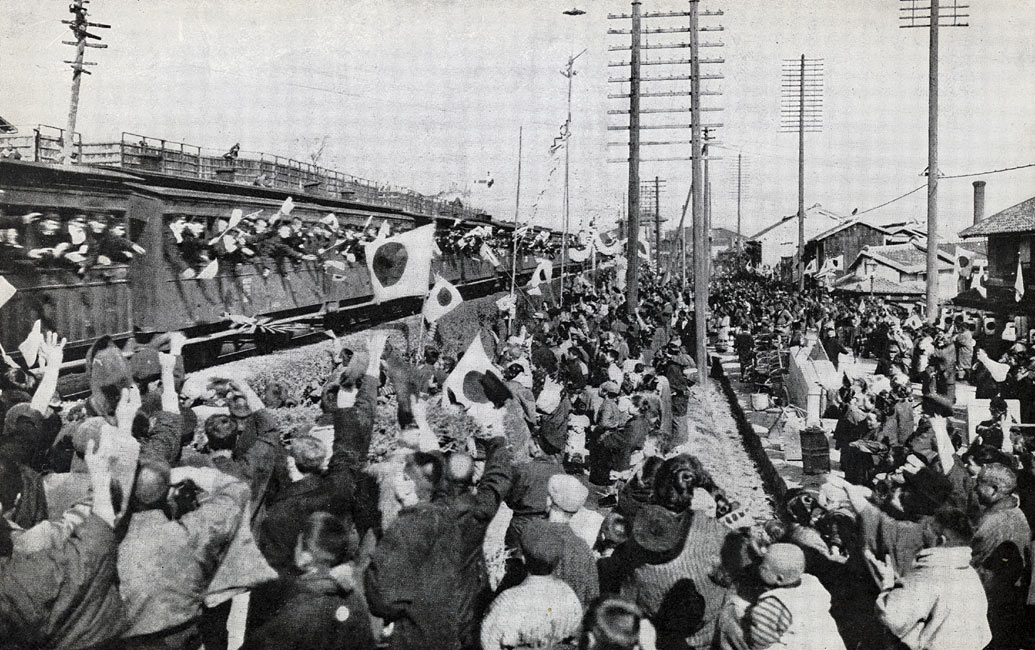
[
  {"x1": 0, "y1": 276, "x2": 16, "y2": 310},
  {"x1": 479, "y1": 243, "x2": 502, "y2": 268},
  {"x1": 1015, "y1": 258, "x2": 1025, "y2": 302},
  {"x1": 423, "y1": 274, "x2": 463, "y2": 323},
  {"x1": 527, "y1": 258, "x2": 553, "y2": 293},
  {"x1": 971, "y1": 268, "x2": 987, "y2": 298},
  {"x1": 569, "y1": 245, "x2": 590, "y2": 263},
  {"x1": 18, "y1": 320, "x2": 43, "y2": 367},
  {"x1": 442, "y1": 334, "x2": 503, "y2": 411},
  {"x1": 364, "y1": 224, "x2": 435, "y2": 303},
  {"x1": 197, "y1": 259, "x2": 219, "y2": 280},
  {"x1": 227, "y1": 208, "x2": 245, "y2": 229},
  {"x1": 638, "y1": 237, "x2": 651, "y2": 262}
]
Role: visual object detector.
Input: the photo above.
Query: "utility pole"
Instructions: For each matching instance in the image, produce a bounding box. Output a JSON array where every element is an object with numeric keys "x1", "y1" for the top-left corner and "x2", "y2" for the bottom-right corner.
[
  {"x1": 560, "y1": 49, "x2": 586, "y2": 309},
  {"x1": 607, "y1": 1, "x2": 724, "y2": 320},
  {"x1": 901, "y1": 0, "x2": 968, "y2": 322},
  {"x1": 626, "y1": 1, "x2": 642, "y2": 313},
  {"x1": 736, "y1": 151, "x2": 742, "y2": 240},
  {"x1": 62, "y1": 0, "x2": 109, "y2": 164},
  {"x1": 690, "y1": 0, "x2": 708, "y2": 379},
  {"x1": 780, "y1": 56, "x2": 823, "y2": 292},
  {"x1": 654, "y1": 176, "x2": 662, "y2": 268},
  {"x1": 702, "y1": 126, "x2": 714, "y2": 258}
]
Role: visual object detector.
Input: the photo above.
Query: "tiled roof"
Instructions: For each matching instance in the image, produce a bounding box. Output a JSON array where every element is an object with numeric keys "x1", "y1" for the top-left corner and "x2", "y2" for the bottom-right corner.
[
  {"x1": 960, "y1": 196, "x2": 1035, "y2": 237},
  {"x1": 850, "y1": 242, "x2": 954, "y2": 273},
  {"x1": 832, "y1": 275, "x2": 925, "y2": 295}
]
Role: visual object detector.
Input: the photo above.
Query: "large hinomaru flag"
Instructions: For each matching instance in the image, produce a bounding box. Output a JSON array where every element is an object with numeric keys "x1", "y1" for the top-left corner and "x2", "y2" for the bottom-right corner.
[{"x1": 364, "y1": 224, "x2": 435, "y2": 303}]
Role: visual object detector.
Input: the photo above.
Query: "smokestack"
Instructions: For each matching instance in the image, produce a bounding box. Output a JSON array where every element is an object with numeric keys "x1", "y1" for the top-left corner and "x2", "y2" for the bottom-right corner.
[{"x1": 973, "y1": 180, "x2": 986, "y2": 225}]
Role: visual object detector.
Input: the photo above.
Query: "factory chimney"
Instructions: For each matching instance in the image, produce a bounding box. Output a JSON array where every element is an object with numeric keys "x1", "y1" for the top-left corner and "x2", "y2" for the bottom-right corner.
[{"x1": 973, "y1": 180, "x2": 986, "y2": 225}]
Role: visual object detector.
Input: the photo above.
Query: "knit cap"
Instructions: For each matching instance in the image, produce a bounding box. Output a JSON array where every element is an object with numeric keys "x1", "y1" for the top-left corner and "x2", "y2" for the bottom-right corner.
[
  {"x1": 548, "y1": 474, "x2": 588, "y2": 514},
  {"x1": 759, "y1": 543, "x2": 805, "y2": 587}
]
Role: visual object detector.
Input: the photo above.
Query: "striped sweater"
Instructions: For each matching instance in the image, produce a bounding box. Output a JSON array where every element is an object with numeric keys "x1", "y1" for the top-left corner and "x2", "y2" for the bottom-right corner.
[{"x1": 618, "y1": 510, "x2": 731, "y2": 649}]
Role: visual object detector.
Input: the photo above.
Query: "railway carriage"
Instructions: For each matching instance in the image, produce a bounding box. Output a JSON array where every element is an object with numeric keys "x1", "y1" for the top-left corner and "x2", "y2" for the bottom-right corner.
[{"x1": 0, "y1": 128, "x2": 570, "y2": 372}]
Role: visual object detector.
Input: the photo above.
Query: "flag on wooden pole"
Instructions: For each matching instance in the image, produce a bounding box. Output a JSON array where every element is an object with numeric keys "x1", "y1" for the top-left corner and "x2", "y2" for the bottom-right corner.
[
  {"x1": 364, "y1": 224, "x2": 435, "y2": 303},
  {"x1": 423, "y1": 274, "x2": 463, "y2": 323},
  {"x1": 1015, "y1": 258, "x2": 1025, "y2": 302}
]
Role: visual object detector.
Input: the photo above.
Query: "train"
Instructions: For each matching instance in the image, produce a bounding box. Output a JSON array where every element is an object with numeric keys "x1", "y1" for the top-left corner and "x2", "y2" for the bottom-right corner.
[{"x1": 0, "y1": 126, "x2": 576, "y2": 372}]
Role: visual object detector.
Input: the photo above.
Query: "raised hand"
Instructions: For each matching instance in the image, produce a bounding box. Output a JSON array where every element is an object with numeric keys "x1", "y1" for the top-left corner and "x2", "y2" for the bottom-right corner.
[
  {"x1": 38, "y1": 331, "x2": 67, "y2": 370},
  {"x1": 114, "y1": 385, "x2": 143, "y2": 433},
  {"x1": 166, "y1": 331, "x2": 188, "y2": 357}
]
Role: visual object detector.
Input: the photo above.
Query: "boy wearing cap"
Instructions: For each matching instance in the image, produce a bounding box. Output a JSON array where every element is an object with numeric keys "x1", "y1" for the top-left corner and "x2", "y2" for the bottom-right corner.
[
  {"x1": 745, "y1": 543, "x2": 845, "y2": 650},
  {"x1": 480, "y1": 526, "x2": 583, "y2": 650},
  {"x1": 518, "y1": 474, "x2": 600, "y2": 609}
]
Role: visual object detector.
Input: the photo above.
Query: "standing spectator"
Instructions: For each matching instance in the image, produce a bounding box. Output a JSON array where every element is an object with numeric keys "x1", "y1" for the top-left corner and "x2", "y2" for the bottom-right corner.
[
  {"x1": 240, "y1": 512, "x2": 375, "y2": 650},
  {"x1": 118, "y1": 462, "x2": 250, "y2": 649},
  {"x1": 955, "y1": 321, "x2": 976, "y2": 382},
  {"x1": 518, "y1": 474, "x2": 600, "y2": 609},
  {"x1": 971, "y1": 463, "x2": 1031, "y2": 649},
  {"x1": 744, "y1": 543, "x2": 846, "y2": 650},
  {"x1": 0, "y1": 417, "x2": 127, "y2": 650},
  {"x1": 871, "y1": 508, "x2": 991, "y2": 650},
  {"x1": 480, "y1": 529, "x2": 584, "y2": 650}
]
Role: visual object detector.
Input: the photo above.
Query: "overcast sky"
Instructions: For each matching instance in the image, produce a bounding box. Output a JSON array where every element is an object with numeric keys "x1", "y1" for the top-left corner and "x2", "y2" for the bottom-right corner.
[{"x1": 3, "y1": 0, "x2": 1033, "y2": 239}]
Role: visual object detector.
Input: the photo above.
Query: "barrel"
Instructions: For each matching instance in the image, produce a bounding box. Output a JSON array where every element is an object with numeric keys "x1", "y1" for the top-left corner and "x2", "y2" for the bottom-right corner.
[{"x1": 800, "y1": 425, "x2": 831, "y2": 475}]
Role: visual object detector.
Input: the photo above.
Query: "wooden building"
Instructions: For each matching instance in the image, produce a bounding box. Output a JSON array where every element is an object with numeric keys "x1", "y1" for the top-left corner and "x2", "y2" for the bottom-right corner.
[
  {"x1": 957, "y1": 195, "x2": 1035, "y2": 317},
  {"x1": 804, "y1": 219, "x2": 891, "y2": 280}
]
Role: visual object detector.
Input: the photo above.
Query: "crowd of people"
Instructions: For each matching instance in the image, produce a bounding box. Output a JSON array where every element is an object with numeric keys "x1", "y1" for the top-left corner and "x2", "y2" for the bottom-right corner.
[
  {"x1": 708, "y1": 270, "x2": 1035, "y2": 650},
  {"x1": 0, "y1": 210, "x2": 145, "y2": 276},
  {"x1": 0, "y1": 205, "x2": 576, "y2": 281},
  {"x1": 2, "y1": 256, "x2": 1035, "y2": 650}
]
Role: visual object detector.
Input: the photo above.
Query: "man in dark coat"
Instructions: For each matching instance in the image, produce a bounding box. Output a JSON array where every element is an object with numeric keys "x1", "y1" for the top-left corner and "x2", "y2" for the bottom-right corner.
[
  {"x1": 0, "y1": 428, "x2": 127, "y2": 650},
  {"x1": 364, "y1": 437, "x2": 513, "y2": 650},
  {"x1": 256, "y1": 333, "x2": 386, "y2": 575}
]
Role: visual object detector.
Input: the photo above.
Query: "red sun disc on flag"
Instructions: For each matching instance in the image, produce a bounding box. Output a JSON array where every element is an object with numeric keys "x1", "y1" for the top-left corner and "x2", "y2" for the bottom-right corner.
[
  {"x1": 437, "y1": 287, "x2": 452, "y2": 306},
  {"x1": 372, "y1": 242, "x2": 408, "y2": 287}
]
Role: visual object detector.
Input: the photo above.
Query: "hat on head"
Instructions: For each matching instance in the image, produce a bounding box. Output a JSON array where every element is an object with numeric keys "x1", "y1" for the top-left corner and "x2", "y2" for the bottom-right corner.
[
  {"x1": 548, "y1": 474, "x2": 588, "y2": 514},
  {"x1": 86, "y1": 336, "x2": 133, "y2": 416},
  {"x1": 3, "y1": 402, "x2": 42, "y2": 435},
  {"x1": 519, "y1": 524, "x2": 564, "y2": 570},
  {"x1": 759, "y1": 543, "x2": 805, "y2": 587},
  {"x1": 632, "y1": 504, "x2": 690, "y2": 555},
  {"x1": 601, "y1": 380, "x2": 620, "y2": 395},
  {"x1": 130, "y1": 348, "x2": 162, "y2": 383}
]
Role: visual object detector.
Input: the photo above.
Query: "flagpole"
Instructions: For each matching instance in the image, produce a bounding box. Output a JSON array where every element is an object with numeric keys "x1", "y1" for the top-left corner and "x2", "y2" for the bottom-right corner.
[{"x1": 509, "y1": 127, "x2": 524, "y2": 335}]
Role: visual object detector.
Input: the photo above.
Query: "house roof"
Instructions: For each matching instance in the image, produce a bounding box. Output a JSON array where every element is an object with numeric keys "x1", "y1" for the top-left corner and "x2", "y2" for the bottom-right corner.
[
  {"x1": 832, "y1": 275, "x2": 926, "y2": 295},
  {"x1": 959, "y1": 195, "x2": 1035, "y2": 237},
  {"x1": 849, "y1": 241, "x2": 955, "y2": 274},
  {"x1": 809, "y1": 219, "x2": 891, "y2": 244},
  {"x1": 749, "y1": 203, "x2": 845, "y2": 240},
  {"x1": 710, "y1": 227, "x2": 742, "y2": 240},
  {"x1": 0, "y1": 115, "x2": 15, "y2": 134}
]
